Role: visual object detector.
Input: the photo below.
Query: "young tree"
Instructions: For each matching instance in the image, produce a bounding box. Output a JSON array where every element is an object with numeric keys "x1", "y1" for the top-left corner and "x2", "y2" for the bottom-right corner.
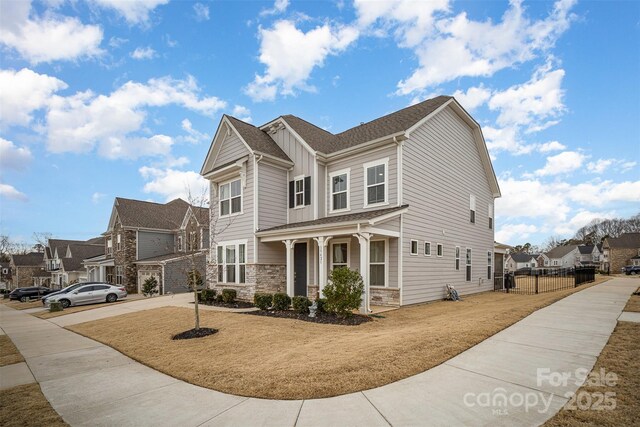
[{"x1": 142, "y1": 276, "x2": 159, "y2": 297}]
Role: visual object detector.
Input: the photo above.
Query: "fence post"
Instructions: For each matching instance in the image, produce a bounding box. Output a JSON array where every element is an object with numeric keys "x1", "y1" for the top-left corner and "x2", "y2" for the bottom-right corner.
[{"x1": 535, "y1": 274, "x2": 539, "y2": 294}]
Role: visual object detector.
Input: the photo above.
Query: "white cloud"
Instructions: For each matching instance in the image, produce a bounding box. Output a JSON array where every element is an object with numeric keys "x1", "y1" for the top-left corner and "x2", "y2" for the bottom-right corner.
[
  {"x1": 193, "y1": 3, "x2": 210, "y2": 21},
  {"x1": 0, "y1": 138, "x2": 33, "y2": 170},
  {"x1": 108, "y1": 36, "x2": 128, "y2": 48},
  {"x1": 260, "y1": 0, "x2": 290, "y2": 16},
  {"x1": 452, "y1": 86, "x2": 491, "y2": 111},
  {"x1": 394, "y1": 0, "x2": 576, "y2": 95},
  {"x1": 496, "y1": 176, "x2": 571, "y2": 222},
  {"x1": 91, "y1": 192, "x2": 106, "y2": 204},
  {"x1": 587, "y1": 158, "x2": 614, "y2": 174},
  {"x1": 232, "y1": 105, "x2": 252, "y2": 122},
  {"x1": 245, "y1": 20, "x2": 359, "y2": 101},
  {"x1": 130, "y1": 46, "x2": 156, "y2": 60},
  {"x1": 495, "y1": 223, "x2": 538, "y2": 243},
  {"x1": 483, "y1": 125, "x2": 535, "y2": 156},
  {"x1": 534, "y1": 151, "x2": 586, "y2": 176},
  {"x1": 180, "y1": 119, "x2": 210, "y2": 144},
  {"x1": 0, "y1": 1, "x2": 103, "y2": 64},
  {"x1": 553, "y1": 210, "x2": 616, "y2": 235},
  {"x1": 0, "y1": 68, "x2": 67, "y2": 127},
  {"x1": 537, "y1": 140, "x2": 566, "y2": 152},
  {"x1": 0, "y1": 183, "x2": 28, "y2": 201},
  {"x1": 139, "y1": 167, "x2": 209, "y2": 202},
  {"x1": 90, "y1": 0, "x2": 169, "y2": 25},
  {"x1": 45, "y1": 75, "x2": 226, "y2": 158}
]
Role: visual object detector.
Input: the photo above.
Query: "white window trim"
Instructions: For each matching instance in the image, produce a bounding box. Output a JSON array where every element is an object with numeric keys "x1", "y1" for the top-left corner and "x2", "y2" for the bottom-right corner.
[
  {"x1": 455, "y1": 246, "x2": 460, "y2": 270},
  {"x1": 216, "y1": 240, "x2": 247, "y2": 284},
  {"x1": 363, "y1": 157, "x2": 389, "y2": 208},
  {"x1": 466, "y1": 247, "x2": 472, "y2": 282},
  {"x1": 470, "y1": 194, "x2": 476, "y2": 224},
  {"x1": 218, "y1": 177, "x2": 243, "y2": 218},
  {"x1": 437, "y1": 243, "x2": 443, "y2": 257},
  {"x1": 116, "y1": 234, "x2": 122, "y2": 251},
  {"x1": 330, "y1": 239, "x2": 351, "y2": 270},
  {"x1": 488, "y1": 203, "x2": 494, "y2": 229},
  {"x1": 410, "y1": 239, "x2": 418, "y2": 256},
  {"x1": 487, "y1": 250, "x2": 493, "y2": 280},
  {"x1": 177, "y1": 235, "x2": 183, "y2": 251},
  {"x1": 370, "y1": 237, "x2": 389, "y2": 288},
  {"x1": 328, "y1": 168, "x2": 351, "y2": 213},
  {"x1": 293, "y1": 174, "x2": 306, "y2": 209},
  {"x1": 424, "y1": 241, "x2": 431, "y2": 257}
]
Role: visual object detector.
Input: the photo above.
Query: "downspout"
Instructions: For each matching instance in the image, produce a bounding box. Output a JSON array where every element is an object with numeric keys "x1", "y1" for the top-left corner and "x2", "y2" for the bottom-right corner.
[
  {"x1": 393, "y1": 135, "x2": 404, "y2": 306},
  {"x1": 254, "y1": 155, "x2": 263, "y2": 265}
]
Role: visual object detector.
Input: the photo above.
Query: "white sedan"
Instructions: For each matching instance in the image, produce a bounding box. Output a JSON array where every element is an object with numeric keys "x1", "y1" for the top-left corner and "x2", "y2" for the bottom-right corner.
[{"x1": 45, "y1": 283, "x2": 127, "y2": 308}]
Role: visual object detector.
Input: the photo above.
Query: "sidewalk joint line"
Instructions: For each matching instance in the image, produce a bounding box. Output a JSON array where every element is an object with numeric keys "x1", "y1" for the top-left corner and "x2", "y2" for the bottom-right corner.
[
  {"x1": 293, "y1": 399, "x2": 304, "y2": 426},
  {"x1": 361, "y1": 391, "x2": 393, "y2": 426},
  {"x1": 195, "y1": 397, "x2": 249, "y2": 426}
]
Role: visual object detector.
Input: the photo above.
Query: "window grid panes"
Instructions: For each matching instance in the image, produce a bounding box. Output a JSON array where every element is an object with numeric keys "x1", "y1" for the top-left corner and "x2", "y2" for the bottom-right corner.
[
  {"x1": 332, "y1": 243, "x2": 348, "y2": 269},
  {"x1": 487, "y1": 251, "x2": 492, "y2": 280},
  {"x1": 370, "y1": 240, "x2": 385, "y2": 287},
  {"x1": 331, "y1": 173, "x2": 348, "y2": 210},
  {"x1": 366, "y1": 164, "x2": 386, "y2": 205},
  {"x1": 220, "y1": 179, "x2": 242, "y2": 216},
  {"x1": 455, "y1": 247, "x2": 460, "y2": 270},
  {"x1": 295, "y1": 179, "x2": 304, "y2": 207},
  {"x1": 466, "y1": 248, "x2": 472, "y2": 281}
]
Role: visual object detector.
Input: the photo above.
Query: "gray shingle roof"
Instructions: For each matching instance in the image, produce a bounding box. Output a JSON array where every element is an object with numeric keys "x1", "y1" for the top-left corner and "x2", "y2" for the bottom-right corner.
[
  {"x1": 545, "y1": 245, "x2": 578, "y2": 259},
  {"x1": 605, "y1": 233, "x2": 640, "y2": 249},
  {"x1": 578, "y1": 245, "x2": 594, "y2": 255},
  {"x1": 61, "y1": 244, "x2": 104, "y2": 272},
  {"x1": 11, "y1": 252, "x2": 44, "y2": 267},
  {"x1": 225, "y1": 115, "x2": 291, "y2": 161},
  {"x1": 509, "y1": 252, "x2": 536, "y2": 263},
  {"x1": 135, "y1": 251, "x2": 205, "y2": 263},
  {"x1": 115, "y1": 198, "x2": 188, "y2": 230},
  {"x1": 257, "y1": 205, "x2": 408, "y2": 233}
]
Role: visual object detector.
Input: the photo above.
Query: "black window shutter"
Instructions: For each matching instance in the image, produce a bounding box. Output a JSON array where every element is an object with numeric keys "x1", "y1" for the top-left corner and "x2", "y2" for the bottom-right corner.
[
  {"x1": 304, "y1": 176, "x2": 311, "y2": 206},
  {"x1": 289, "y1": 181, "x2": 295, "y2": 208}
]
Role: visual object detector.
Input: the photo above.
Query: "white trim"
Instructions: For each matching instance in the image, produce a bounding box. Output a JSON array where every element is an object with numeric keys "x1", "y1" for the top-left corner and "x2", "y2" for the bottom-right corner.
[
  {"x1": 328, "y1": 168, "x2": 351, "y2": 214},
  {"x1": 487, "y1": 250, "x2": 493, "y2": 280},
  {"x1": 455, "y1": 246, "x2": 460, "y2": 270},
  {"x1": 216, "y1": 239, "x2": 248, "y2": 284},
  {"x1": 253, "y1": 155, "x2": 260, "y2": 263},
  {"x1": 369, "y1": 237, "x2": 389, "y2": 288},
  {"x1": 322, "y1": 133, "x2": 406, "y2": 161},
  {"x1": 409, "y1": 239, "x2": 418, "y2": 256},
  {"x1": 399, "y1": 213, "x2": 403, "y2": 305},
  {"x1": 261, "y1": 117, "x2": 317, "y2": 155},
  {"x1": 329, "y1": 239, "x2": 351, "y2": 270},
  {"x1": 293, "y1": 174, "x2": 306, "y2": 209},
  {"x1": 363, "y1": 157, "x2": 389, "y2": 208},
  {"x1": 313, "y1": 160, "x2": 318, "y2": 220},
  {"x1": 424, "y1": 241, "x2": 431, "y2": 256},
  {"x1": 397, "y1": 140, "x2": 403, "y2": 206},
  {"x1": 466, "y1": 247, "x2": 472, "y2": 282},
  {"x1": 437, "y1": 243, "x2": 443, "y2": 257},
  {"x1": 218, "y1": 176, "x2": 243, "y2": 218},
  {"x1": 405, "y1": 99, "x2": 453, "y2": 137}
]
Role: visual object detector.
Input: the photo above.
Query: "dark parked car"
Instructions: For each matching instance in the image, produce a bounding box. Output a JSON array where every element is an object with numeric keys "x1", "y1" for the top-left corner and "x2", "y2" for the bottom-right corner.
[
  {"x1": 9, "y1": 287, "x2": 54, "y2": 302},
  {"x1": 624, "y1": 265, "x2": 640, "y2": 275}
]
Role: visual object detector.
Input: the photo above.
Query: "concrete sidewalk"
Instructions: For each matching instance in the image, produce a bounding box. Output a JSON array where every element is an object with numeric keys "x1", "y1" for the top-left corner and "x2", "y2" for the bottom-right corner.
[{"x1": 0, "y1": 277, "x2": 637, "y2": 426}]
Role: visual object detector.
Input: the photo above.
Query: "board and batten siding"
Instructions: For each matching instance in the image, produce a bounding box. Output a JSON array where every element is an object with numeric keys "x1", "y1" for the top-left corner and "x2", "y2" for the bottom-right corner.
[
  {"x1": 401, "y1": 106, "x2": 495, "y2": 305},
  {"x1": 209, "y1": 131, "x2": 255, "y2": 263},
  {"x1": 137, "y1": 231, "x2": 174, "y2": 260},
  {"x1": 163, "y1": 254, "x2": 206, "y2": 294},
  {"x1": 269, "y1": 126, "x2": 315, "y2": 223},
  {"x1": 256, "y1": 161, "x2": 287, "y2": 265},
  {"x1": 325, "y1": 144, "x2": 397, "y2": 216}
]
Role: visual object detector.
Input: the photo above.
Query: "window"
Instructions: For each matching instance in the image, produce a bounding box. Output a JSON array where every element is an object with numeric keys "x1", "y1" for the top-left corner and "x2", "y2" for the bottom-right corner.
[
  {"x1": 330, "y1": 169, "x2": 350, "y2": 212},
  {"x1": 424, "y1": 242, "x2": 431, "y2": 256},
  {"x1": 488, "y1": 204, "x2": 494, "y2": 229},
  {"x1": 437, "y1": 243, "x2": 443, "y2": 257},
  {"x1": 455, "y1": 246, "x2": 460, "y2": 270},
  {"x1": 289, "y1": 176, "x2": 310, "y2": 208},
  {"x1": 410, "y1": 240, "x2": 418, "y2": 255},
  {"x1": 116, "y1": 234, "x2": 122, "y2": 251},
  {"x1": 116, "y1": 266, "x2": 123, "y2": 285},
  {"x1": 364, "y1": 158, "x2": 388, "y2": 207},
  {"x1": 178, "y1": 235, "x2": 183, "y2": 251},
  {"x1": 78, "y1": 286, "x2": 94, "y2": 293},
  {"x1": 331, "y1": 242, "x2": 348, "y2": 269},
  {"x1": 219, "y1": 178, "x2": 242, "y2": 216},
  {"x1": 294, "y1": 177, "x2": 305, "y2": 207},
  {"x1": 466, "y1": 248, "x2": 472, "y2": 281},
  {"x1": 370, "y1": 240, "x2": 386, "y2": 287},
  {"x1": 188, "y1": 231, "x2": 197, "y2": 251},
  {"x1": 107, "y1": 238, "x2": 112, "y2": 255},
  {"x1": 217, "y1": 241, "x2": 246, "y2": 284},
  {"x1": 487, "y1": 251, "x2": 493, "y2": 280},
  {"x1": 470, "y1": 195, "x2": 476, "y2": 224}
]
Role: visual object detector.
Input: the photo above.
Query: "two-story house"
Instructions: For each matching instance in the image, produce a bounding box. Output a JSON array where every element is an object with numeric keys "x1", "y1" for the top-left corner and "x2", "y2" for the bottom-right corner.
[
  {"x1": 505, "y1": 252, "x2": 538, "y2": 272},
  {"x1": 200, "y1": 96, "x2": 501, "y2": 308},
  {"x1": 46, "y1": 238, "x2": 103, "y2": 288},
  {"x1": 85, "y1": 197, "x2": 210, "y2": 294},
  {"x1": 576, "y1": 244, "x2": 602, "y2": 267},
  {"x1": 9, "y1": 252, "x2": 45, "y2": 288},
  {"x1": 540, "y1": 245, "x2": 579, "y2": 268},
  {"x1": 601, "y1": 232, "x2": 640, "y2": 273}
]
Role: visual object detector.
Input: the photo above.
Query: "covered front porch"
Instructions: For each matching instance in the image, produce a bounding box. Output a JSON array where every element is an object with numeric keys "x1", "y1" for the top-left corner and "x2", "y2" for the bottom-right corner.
[
  {"x1": 256, "y1": 206, "x2": 407, "y2": 311},
  {"x1": 84, "y1": 254, "x2": 115, "y2": 284}
]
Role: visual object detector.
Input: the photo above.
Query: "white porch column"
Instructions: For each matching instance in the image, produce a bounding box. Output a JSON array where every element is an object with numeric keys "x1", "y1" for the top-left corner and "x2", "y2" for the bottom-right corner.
[
  {"x1": 354, "y1": 232, "x2": 372, "y2": 314},
  {"x1": 313, "y1": 236, "x2": 331, "y2": 297},
  {"x1": 284, "y1": 239, "x2": 297, "y2": 297}
]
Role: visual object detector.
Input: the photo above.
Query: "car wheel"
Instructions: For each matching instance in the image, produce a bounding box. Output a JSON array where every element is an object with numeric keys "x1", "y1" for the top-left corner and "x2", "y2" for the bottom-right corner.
[
  {"x1": 106, "y1": 293, "x2": 117, "y2": 303},
  {"x1": 20, "y1": 296, "x2": 28, "y2": 302},
  {"x1": 59, "y1": 299, "x2": 71, "y2": 309}
]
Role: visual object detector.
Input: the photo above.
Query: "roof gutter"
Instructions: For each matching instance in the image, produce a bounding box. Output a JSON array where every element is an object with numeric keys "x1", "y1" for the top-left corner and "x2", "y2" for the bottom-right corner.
[{"x1": 317, "y1": 131, "x2": 407, "y2": 163}]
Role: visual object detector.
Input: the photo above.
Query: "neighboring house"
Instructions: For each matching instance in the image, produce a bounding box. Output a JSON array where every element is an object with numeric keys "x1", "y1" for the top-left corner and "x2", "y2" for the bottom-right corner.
[
  {"x1": 0, "y1": 261, "x2": 12, "y2": 289},
  {"x1": 576, "y1": 244, "x2": 602, "y2": 267},
  {"x1": 493, "y1": 242, "x2": 512, "y2": 289},
  {"x1": 541, "y1": 245, "x2": 579, "y2": 268},
  {"x1": 46, "y1": 238, "x2": 104, "y2": 289},
  {"x1": 505, "y1": 252, "x2": 538, "y2": 272},
  {"x1": 9, "y1": 252, "x2": 45, "y2": 288},
  {"x1": 601, "y1": 233, "x2": 640, "y2": 273},
  {"x1": 86, "y1": 197, "x2": 209, "y2": 294},
  {"x1": 200, "y1": 95, "x2": 501, "y2": 307}
]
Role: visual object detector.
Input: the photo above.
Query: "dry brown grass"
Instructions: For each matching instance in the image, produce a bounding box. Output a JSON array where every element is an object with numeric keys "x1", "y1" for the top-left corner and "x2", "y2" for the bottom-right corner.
[
  {"x1": 0, "y1": 383, "x2": 67, "y2": 427},
  {"x1": 0, "y1": 335, "x2": 24, "y2": 367},
  {"x1": 34, "y1": 299, "x2": 130, "y2": 319},
  {"x1": 68, "y1": 277, "x2": 612, "y2": 400},
  {"x1": 0, "y1": 300, "x2": 44, "y2": 310},
  {"x1": 623, "y1": 291, "x2": 640, "y2": 312},
  {"x1": 544, "y1": 322, "x2": 640, "y2": 426},
  {"x1": 512, "y1": 275, "x2": 592, "y2": 294}
]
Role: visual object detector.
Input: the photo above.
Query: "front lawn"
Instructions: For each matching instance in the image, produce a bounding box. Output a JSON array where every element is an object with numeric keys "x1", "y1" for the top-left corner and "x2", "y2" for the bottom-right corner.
[
  {"x1": 68, "y1": 277, "x2": 612, "y2": 400},
  {"x1": 0, "y1": 299, "x2": 45, "y2": 310},
  {"x1": 0, "y1": 335, "x2": 24, "y2": 367}
]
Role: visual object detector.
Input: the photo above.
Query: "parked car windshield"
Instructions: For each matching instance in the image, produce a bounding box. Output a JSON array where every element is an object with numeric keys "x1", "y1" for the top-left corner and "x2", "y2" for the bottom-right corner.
[{"x1": 60, "y1": 283, "x2": 85, "y2": 293}]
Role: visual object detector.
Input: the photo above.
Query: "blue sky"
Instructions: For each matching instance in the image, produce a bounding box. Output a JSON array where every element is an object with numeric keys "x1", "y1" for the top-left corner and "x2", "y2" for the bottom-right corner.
[{"x1": 1, "y1": 0, "x2": 638, "y2": 247}]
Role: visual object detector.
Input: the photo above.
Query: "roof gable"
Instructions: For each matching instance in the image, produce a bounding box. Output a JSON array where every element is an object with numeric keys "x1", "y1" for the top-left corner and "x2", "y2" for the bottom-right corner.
[
  {"x1": 545, "y1": 245, "x2": 578, "y2": 259},
  {"x1": 110, "y1": 197, "x2": 208, "y2": 231}
]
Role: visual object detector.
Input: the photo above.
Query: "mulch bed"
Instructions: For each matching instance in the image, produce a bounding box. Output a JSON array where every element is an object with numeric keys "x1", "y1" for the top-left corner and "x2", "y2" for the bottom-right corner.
[
  {"x1": 196, "y1": 301, "x2": 256, "y2": 309},
  {"x1": 172, "y1": 328, "x2": 218, "y2": 340},
  {"x1": 245, "y1": 310, "x2": 372, "y2": 325}
]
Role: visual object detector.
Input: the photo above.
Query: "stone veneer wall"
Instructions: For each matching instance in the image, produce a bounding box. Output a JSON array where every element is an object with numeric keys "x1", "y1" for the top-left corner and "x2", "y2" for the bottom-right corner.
[
  {"x1": 13, "y1": 266, "x2": 42, "y2": 287},
  {"x1": 113, "y1": 222, "x2": 138, "y2": 293},
  {"x1": 370, "y1": 287, "x2": 400, "y2": 307},
  {"x1": 205, "y1": 262, "x2": 286, "y2": 301},
  {"x1": 610, "y1": 248, "x2": 640, "y2": 273}
]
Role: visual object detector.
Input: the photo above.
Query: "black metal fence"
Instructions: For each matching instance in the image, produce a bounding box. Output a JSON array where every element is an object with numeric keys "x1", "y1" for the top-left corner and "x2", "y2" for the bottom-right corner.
[{"x1": 494, "y1": 266, "x2": 596, "y2": 295}]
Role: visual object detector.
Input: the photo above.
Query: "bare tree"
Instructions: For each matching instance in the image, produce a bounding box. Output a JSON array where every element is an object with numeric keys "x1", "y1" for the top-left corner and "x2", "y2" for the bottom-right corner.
[{"x1": 32, "y1": 232, "x2": 52, "y2": 253}]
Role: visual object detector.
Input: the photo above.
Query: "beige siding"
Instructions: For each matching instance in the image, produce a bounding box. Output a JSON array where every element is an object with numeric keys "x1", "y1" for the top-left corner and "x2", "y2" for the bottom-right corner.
[
  {"x1": 270, "y1": 126, "x2": 315, "y2": 223},
  {"x1": 255, "y1": 161, "x2": 288, "y2": 265},
  {"x1": 401, "y1": 106, "x2": 495, "y2": 305},
  {"x1": 317, "y1": 164, "x2": 326, "y2": 218},
  {"x1": 214, "y1": 133, "x2": 249, "y2": 166},
  {"x1": 325, "y1": 144, "x2": 398, "y2": 216}
]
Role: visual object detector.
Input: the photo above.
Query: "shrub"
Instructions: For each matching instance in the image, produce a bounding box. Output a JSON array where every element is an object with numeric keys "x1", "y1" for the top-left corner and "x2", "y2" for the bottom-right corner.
[
  {"x1": 254, "y1": 293, "x2": 273, "y2": 310},
  {"x1": 272, "y1": 292, "x2": 291, "y2": 311},
  {"x1": 292, "y1": 296, "x2": 311, "y2": 314},
  {"x1": 322, "y1": 268, "x2": 364, "y2": 317},
  {"x1": 200, "y1": 289, "x2": 216, "y2": 303},
  {"x1": 315, "y1": 298, "x2": 327, "y2": 313},
  {"x1": 215, "y1": 294, "x2": 224, "y2": 303},
  {"x1": 221, "y1": 288, "x2": 236, "y2": 304},
  {"x1": 49, "y1": 301, "x2": 63, "y2": 312},
  {"x1": 142, "y1": 276, "x2": 159, "y2": 297}
]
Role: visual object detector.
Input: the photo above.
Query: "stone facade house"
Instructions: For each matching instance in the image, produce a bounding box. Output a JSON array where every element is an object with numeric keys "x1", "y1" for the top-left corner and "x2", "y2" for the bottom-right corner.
[
  {"x1": 200, "y1": 96, "x2": 501, "y2": 308},
  {"x1": 0, "y1": 261, "x2": 12, "y2": 289},
  {"x1": 85, "y1": 197, "x2": 209, "y2": 294},
  {"x1": 9, "y1": 252, "x2": 45, "y2": 288},
  {"x1": 45, "y1": 238, "x2": 104, "y2": 289},
  {"x1": 601, "y1": 233, "x2": 640, "y2": 273}
]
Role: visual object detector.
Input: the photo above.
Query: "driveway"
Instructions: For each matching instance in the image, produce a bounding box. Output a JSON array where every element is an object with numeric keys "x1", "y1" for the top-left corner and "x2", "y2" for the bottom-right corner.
[{"x1": 0, "y1": 277, "x2": 637, "y2": 426}]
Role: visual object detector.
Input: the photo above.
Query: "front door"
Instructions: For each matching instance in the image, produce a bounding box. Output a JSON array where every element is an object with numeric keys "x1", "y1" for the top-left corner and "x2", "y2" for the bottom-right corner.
[{"x1": 294, "y1": 242, "x2": 307, "y2": 296}]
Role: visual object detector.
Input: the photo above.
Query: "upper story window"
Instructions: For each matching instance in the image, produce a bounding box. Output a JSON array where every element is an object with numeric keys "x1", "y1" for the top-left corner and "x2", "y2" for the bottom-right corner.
[
  {"x1": 219, "y1": 178, "x2": 242, "y2": 217},
  {"x1": 188, "y1": 231, "x2": 197, "y2": 251},
  {"x1": 177, "y1": 236, "x2": 183, "y2": 251},
  {"x1": 107, "y1": 238, "x2": 112, "y2": 255},
  {"x1": 470, "y1": 195, "x2": 476, "y2": 224},
  {"x1": 116, "y1": 234, "x2": 122, "y2": 251},
  {"x1": 363, "y1": 158, "x2": 388, "y2": 207},
  {"x1": 289, "y1": 176, "x2": 310, "y2": 209},
  {"x1": 488, "y1": 203, "x2": 493, "y2": 229},
  {"x1": 329, "y1": 169, "x2": 350, "y2": 212}
]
